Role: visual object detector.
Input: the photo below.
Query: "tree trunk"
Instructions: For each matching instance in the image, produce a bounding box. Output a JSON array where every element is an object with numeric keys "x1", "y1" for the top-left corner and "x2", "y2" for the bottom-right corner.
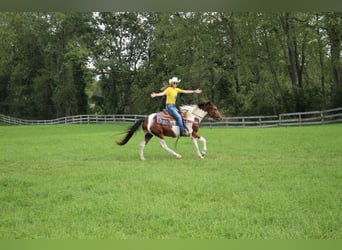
[
  {"x1": 281, "y1": 12, "x2": 306, "y2": 111},
  {"x1": 316, "y1": 14, "x2": 327, "y2": 109},
  {"x1": 283, "y1": 12, "x2": 298, "y2": 87}
]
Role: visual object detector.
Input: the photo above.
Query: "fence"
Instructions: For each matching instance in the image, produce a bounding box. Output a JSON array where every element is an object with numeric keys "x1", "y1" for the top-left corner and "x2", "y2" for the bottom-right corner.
[
  {"x1": 0, "y1": 114, "x2": 146, "y2": 126},
  {"x1": 1, "y1": 107, "x2": 342, "y2": 128},
  {"x1": 206, "y1": 107, "x2": 342, "y2": 128}
]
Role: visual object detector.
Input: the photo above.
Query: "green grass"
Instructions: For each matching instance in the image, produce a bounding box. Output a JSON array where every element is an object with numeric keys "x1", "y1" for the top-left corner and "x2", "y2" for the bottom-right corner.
[{"x1": 0, "y1": 123, "x2": 341, "y2": 239}]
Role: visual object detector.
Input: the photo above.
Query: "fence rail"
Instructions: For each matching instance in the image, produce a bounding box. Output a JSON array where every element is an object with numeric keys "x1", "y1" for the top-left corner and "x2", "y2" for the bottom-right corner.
[
  {"x1": 1, "y1": 107, "x2": 342, "y2": 128},
  {"x1": 0, "y1": 114, "x2": 146, "y2": 126}
]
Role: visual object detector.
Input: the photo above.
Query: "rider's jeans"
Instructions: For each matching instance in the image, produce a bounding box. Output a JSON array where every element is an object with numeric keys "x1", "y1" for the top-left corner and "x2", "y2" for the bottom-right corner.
[{"x1": 165, "y1": 104, "x2": 185, "y2": 135}]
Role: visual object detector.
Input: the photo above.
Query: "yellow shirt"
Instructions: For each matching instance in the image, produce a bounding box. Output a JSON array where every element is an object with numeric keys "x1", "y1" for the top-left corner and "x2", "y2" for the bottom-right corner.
[{"x1": 164, "y1": 87, "x2": 182, "y2": 105}]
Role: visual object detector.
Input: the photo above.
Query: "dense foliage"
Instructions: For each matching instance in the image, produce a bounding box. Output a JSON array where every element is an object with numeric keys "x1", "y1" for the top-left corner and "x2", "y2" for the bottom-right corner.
[{"x1": 0, "y1": 12, "x2": 341, "y2": 118}]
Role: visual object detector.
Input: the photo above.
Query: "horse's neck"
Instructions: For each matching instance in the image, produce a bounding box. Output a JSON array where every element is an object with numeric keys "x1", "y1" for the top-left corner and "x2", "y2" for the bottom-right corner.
[{"x1": 181, "y1": 105, "x2": 207, "y2": 123}]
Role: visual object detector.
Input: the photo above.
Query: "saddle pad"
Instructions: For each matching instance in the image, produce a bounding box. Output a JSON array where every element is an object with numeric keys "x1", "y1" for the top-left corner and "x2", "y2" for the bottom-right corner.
[{"x1": 156, "y1": 112, "x2": 175, "y2": 126}]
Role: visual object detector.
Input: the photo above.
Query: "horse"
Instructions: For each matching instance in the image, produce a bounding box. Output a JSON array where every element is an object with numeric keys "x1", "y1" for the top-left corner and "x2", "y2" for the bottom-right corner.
[{"x1": 116, "y1": 101, "x2": 222, "y2": 160}]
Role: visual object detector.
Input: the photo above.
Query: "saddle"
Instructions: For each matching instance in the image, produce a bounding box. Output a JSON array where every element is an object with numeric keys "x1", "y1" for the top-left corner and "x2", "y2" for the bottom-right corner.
[{"x1": 156, "y1": 109, "x2": 187, "y2": 127}]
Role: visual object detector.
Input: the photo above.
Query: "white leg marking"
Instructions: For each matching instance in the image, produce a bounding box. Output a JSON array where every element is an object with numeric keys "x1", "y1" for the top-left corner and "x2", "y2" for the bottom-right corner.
[
  {"x1": 158, "y1": 138, "x2": 181, "y2": 159},
  {"x1": 199, "y1": 136, "x2": 207, "y2": 156},
  {"x1": 191, "y1": 137, "x2": 203, "y2": 159},
  {"x1": 191, "y1": 136, "x2": 206, "y2": 159},
  {"x1": 139, "y1": 140, "x2": 146, "y2": 160}
]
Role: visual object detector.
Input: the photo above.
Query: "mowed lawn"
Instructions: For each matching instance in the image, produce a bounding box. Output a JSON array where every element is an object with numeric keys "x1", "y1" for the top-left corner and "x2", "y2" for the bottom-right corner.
[{"x1": 0, "y1": 123, "x2": 341, "y2": 239}]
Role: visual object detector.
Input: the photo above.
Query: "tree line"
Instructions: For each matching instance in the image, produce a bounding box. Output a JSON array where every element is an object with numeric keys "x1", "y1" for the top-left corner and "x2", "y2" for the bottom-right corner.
[{"x1": 0, "y1": 12, "x2": 341, "y2": 119}]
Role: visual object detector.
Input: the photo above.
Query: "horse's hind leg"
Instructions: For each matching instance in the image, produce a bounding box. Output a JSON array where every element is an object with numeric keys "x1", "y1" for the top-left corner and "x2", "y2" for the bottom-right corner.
[
  {"x1": 140, "y1": 133, "x2": 153, "y2": 160},
  {"x1": 158, "y1": 138, "x2": 182, "y2": 159}
]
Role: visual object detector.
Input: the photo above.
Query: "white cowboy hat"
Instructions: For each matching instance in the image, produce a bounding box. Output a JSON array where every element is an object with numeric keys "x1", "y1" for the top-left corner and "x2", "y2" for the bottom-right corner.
[{"x1": 169, "y1": 77, "x2": 181, "y2": 84}]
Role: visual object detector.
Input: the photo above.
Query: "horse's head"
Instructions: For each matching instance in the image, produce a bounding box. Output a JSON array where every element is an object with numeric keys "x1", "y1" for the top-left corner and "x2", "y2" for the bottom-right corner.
[{"x1": 199, "y1": 101, "x2": 222, "y2": 121}]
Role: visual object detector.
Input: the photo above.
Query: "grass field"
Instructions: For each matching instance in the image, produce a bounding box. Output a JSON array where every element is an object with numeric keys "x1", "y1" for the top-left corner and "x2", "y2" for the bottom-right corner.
[{"x1": 0, "y1": 123, "x2": 341, "y2": 239}]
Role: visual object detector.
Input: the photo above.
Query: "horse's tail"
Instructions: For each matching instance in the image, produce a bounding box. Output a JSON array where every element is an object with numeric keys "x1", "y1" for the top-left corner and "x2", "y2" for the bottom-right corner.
[{"x1": 116, "y1": 118, "x2": 144, "y2": 146}]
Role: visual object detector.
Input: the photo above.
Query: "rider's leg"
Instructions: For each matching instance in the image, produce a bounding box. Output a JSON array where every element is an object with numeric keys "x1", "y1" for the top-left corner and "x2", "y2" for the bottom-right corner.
[{"x1": 166, "y1": 105, "x2": 186, "y2": 135}]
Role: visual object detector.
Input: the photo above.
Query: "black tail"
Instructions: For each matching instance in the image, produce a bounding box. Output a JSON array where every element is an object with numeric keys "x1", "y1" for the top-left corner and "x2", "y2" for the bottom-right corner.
[{"x1": 116, "y1": 119, "x2": 144, "y2": 146}]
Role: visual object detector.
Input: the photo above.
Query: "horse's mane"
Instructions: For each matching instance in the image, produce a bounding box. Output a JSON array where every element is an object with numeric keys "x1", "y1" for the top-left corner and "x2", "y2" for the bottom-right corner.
[
  {"x1": 180, "y1": 101, "x2": 212, "y2": 111},
  {"x1": 198, "y1": 101, "x2": 213, "y2": 109},
  {"x1": 180, "y1": 103, "x2": 208, "y2": 121},
  {"x1": 180, "y1": 104, "x2": 197, "y2": 110}
]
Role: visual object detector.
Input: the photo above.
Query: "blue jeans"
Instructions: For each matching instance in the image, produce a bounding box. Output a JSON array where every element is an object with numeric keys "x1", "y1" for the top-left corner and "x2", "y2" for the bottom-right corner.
[{"x1": 166, "y1": 104, "x2": 185, "y2": 135}]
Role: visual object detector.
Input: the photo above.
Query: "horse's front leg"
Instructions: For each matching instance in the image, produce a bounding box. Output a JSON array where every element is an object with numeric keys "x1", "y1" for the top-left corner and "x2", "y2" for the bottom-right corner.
[
  {"x1": 199, "y1": 136, "x2": 207, "y2": 156},
  {"x1": 191, "y1": 135, "x2": 206, "y2": 159}
]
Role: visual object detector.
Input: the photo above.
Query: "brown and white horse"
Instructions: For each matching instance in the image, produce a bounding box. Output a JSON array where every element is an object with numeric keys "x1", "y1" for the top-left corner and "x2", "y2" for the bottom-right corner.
[{"x1": 116, "y1": 101, "x2": 222, "y2": 160}]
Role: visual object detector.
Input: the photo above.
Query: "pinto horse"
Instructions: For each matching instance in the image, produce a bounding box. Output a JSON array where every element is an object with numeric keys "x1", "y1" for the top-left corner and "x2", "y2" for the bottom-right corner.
[{"x1": 116, "y1": 101, "x2": 222, "y2": 160}]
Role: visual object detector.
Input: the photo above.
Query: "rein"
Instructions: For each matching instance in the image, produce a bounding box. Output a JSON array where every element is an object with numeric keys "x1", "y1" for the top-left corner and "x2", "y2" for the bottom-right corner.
[{"x1": 184, "y1": 119, "x2": 199, "y2": 124}]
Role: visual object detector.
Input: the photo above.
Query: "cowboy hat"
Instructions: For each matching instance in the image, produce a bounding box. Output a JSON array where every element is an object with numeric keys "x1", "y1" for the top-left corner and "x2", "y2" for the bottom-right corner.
[{"x1": 169, "y1": 77, "x2": 181, "y2": 84}]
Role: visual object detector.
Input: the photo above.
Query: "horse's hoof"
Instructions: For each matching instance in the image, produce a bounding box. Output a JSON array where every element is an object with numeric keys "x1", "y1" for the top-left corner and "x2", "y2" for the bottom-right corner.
[
  {"x1": 140, "y1": 157, "x2": 146, "y2": 161},
  {"x1": 176, "y1": 155, "x2": 182, "y2": 159}
]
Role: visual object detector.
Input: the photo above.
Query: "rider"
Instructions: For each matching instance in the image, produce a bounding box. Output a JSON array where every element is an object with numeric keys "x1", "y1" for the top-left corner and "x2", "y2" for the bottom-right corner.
[{"x1": 150, "y1": 76, "x2": 202, "y2": 136}]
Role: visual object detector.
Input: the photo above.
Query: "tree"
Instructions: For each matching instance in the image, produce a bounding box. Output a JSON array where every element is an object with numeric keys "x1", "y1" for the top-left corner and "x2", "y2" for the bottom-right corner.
[
  {"x1": 46, "y1": 12, "x2": 93, "y2": 117},
  {"x1": 91, "y1": 12, "x2": 153, "y2": 114},
  {"x1": 0, "y1": 13, "x2": 46, "y2": 118},
  {"x1": 324, "y1": 13, "x2": 342, "y2": 107},
  {"x1": 0, "y1": 12, "x2": 93, "y2": 118},
  {"x1": 1, "y1": 12, "x2": 341, "y2": 119}
]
